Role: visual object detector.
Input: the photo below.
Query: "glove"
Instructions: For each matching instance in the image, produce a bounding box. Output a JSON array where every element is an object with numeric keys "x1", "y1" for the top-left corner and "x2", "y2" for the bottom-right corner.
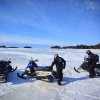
[
  {"x1": 63, "y1": 66, "x2": 65, "y2": 69},
  {"x1": 49, "y1": 66, "x2": 53, "y2": 70}
]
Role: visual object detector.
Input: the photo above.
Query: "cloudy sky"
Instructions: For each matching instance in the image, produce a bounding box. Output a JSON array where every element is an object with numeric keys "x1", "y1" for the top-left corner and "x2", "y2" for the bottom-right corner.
[{"x1": 0, "y1": 0, "x2": 100, "y2": 47}]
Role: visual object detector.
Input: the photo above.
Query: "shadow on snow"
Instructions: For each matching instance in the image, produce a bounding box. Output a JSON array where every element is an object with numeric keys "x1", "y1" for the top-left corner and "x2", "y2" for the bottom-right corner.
[
  {"x1": 7, "y1": 69, "x2": 35, "y2": 85},
  {"x1": 62, "y1": 76, "x2": 89, "y2": 85}
]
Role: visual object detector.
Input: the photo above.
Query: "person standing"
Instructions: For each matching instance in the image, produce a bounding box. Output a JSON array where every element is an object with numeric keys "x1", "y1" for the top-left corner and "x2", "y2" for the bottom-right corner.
[
  {"x1": 86, "y1": 50, "x2": 97, "y2": 78},
  {"x1": 50, "y1": 54, "x2": 66, "y2": 85}
]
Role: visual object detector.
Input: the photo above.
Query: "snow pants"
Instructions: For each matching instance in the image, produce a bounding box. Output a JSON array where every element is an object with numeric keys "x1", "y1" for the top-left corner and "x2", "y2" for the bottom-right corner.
[{"x1": 57, "y1": 69, "x2": 63, "y2": 85}]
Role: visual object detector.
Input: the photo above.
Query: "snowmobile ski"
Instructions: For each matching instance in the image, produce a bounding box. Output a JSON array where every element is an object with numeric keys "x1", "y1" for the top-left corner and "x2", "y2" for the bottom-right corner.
[
  {"x1": 17, "y1": 73, "x2": 27, "y2": 79},
  {"x1": 74, "y1": 67, "x2": 80, "y2": 73}
]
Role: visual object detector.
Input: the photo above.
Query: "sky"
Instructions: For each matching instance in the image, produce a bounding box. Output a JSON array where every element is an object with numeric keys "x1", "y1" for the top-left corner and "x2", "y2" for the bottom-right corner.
[{"x1": 0, "y1": 0, "x2": 100, "y2": 48}]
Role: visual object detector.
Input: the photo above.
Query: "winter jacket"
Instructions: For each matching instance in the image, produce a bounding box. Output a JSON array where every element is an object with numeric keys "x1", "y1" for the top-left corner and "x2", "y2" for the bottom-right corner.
[
  {"x1": 86, "y1": 53, "x2": 97, "y2": 69},
  {"x1": 51, "y1": 57, "x2": 66, "y2": 71}
]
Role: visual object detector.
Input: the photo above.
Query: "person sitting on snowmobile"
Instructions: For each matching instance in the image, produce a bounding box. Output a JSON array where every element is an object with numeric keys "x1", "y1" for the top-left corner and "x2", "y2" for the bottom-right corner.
[
  {"x1": 50, "y1": 54, "x2": 66, "y2": 85},
  {"x1": 85, "y1": 50, "x2": 98, "y2": 78}
]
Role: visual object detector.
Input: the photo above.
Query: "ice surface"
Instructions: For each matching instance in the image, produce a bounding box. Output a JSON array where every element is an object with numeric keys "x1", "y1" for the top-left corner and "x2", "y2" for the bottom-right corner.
[{"x1": 0, "y1": 48, "x2": 100, "y2": 100}]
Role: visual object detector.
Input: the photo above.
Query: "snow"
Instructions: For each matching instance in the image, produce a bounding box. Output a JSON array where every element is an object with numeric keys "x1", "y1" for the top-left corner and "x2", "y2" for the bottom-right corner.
[{"x1": 0, "y1": 48, "x2": 100, "y2": 100}]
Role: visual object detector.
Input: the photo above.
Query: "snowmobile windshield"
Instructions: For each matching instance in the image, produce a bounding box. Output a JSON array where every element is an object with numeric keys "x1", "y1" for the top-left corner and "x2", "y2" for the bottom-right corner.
[{"x1": 27, "y1": 60, "x2": 38, "y2": 68}]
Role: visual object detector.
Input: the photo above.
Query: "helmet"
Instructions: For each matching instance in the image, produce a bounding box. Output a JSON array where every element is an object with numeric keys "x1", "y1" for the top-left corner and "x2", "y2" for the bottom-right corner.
[
  {"x1": 54, "y1": 54, "x2": 59, "y2": 59},
  {"x1": 86, "y1": 50, "x2": 91, "y2": 55}
]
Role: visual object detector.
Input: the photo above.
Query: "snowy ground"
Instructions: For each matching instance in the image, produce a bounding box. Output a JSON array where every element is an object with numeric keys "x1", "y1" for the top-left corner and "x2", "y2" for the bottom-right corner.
[{"x1": 0, "y1": 48, "x2": 100, "y2": 100}]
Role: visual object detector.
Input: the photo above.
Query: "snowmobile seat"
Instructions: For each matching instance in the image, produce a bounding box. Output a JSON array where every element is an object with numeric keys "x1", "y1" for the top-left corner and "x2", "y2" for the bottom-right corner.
[{"x1": 35, "y1": 66, "x2": 51, "y2": 71}]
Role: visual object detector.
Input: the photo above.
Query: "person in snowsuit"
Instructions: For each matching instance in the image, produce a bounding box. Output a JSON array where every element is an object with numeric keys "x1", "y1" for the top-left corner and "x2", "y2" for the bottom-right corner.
[
  {"x1": 85, "y1": 50, "x2": 97, "y2": 78},
  {"x1": 50, "y1": 54, "x2": 66, "y2": 85}
]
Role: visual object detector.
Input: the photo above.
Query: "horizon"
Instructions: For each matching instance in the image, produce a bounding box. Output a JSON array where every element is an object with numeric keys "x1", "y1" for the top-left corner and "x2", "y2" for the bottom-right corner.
[
  {"x1": 0, "y1": 0, "x2": 100, "y2": 47},
  {"x1": 0, "y1": 42, "x2": 100, "y2": 49}
]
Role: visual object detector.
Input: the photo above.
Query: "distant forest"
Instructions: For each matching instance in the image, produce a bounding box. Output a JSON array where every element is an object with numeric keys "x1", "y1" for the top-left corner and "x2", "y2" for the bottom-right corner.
[
  {"x1": 0, "y1": 45, "x2": 32, "y2": 48},
  {"x1": 50, "y1": 43, "x2": 100, "y2": 49},
  {"x1": 0, "y1": 43, "x2": 100, "y2": 49}
]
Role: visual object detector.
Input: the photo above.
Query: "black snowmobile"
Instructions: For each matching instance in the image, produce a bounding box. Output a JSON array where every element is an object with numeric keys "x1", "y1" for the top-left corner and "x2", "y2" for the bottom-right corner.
[
  {"x1": 74, "y1": 61, "x2": 100, "y2": 76},
  {"x1": 17, "y1": 59, "x2": 57, "y2": 82},
  {"x1": 0, "y1": 60, "x2": 17, "y2": 83}
]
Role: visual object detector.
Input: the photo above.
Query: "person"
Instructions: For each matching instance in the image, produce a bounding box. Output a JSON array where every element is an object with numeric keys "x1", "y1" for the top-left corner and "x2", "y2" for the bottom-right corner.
[
  {"x1": 85, "y1": 50, "x2": 97, "y2": 78},
  {"x1": 50, "y1": 54, "x2": 66, "y2": 85}
]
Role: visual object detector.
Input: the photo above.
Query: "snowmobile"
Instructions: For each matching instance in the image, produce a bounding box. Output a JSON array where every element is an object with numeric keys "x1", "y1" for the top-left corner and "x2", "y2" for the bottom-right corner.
[
  {"x1": 17, "y1": 59, "x2": 57, "y2": 82},
  {"x1": 0, "y1": 60, "x2": 17, "y2": 83},
  {"x1": 74, "y1": 61, "x2": 100, "y2": 76}
]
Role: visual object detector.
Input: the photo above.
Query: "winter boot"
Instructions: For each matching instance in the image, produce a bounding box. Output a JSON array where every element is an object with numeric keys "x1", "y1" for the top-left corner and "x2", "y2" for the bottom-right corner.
[{"x1": 57, "y1": 80, "x2": 61, "y2": 85}]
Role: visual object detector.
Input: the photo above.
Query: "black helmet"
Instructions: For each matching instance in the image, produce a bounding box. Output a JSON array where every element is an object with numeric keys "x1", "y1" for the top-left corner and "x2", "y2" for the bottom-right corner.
[
  {"x1": 54, "y1": 54, "x2": 59, "y2": 59},
  {"x1": 86, "y1": 50, "x2": 91, "y2": 55}
]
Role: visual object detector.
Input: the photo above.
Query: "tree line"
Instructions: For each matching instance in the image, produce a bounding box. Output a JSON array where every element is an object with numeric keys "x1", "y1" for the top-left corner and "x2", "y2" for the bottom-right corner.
[
  {"x1": 0, "y1": 45, "x2": 32, "y2": 48},
  {"x1": 50, "y1": 43, "x2": 100, "y2": 49}
]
